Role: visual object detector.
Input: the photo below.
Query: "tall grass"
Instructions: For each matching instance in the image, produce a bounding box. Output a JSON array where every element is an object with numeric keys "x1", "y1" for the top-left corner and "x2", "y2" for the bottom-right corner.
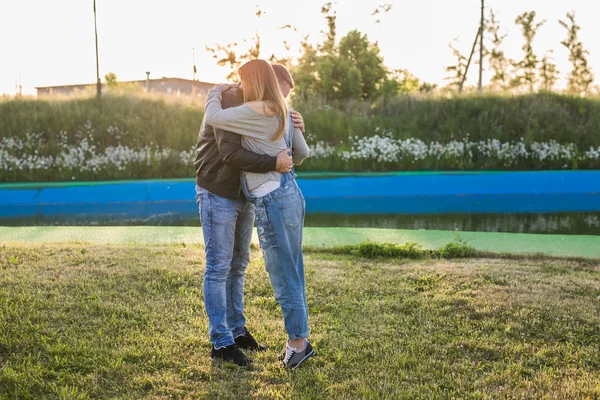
[
  {"x1": 296, "y1": 92, "x2": 600, "y2": 148},
  {"x1": 4, "y1": 92, "x2": 600, "y2": 149},
  {"x1": 2, "y1": 93, "x2": 600, "y2": 182},
  {"x1": 0, "y1": 95, "x2": 202, "y2": 150}
]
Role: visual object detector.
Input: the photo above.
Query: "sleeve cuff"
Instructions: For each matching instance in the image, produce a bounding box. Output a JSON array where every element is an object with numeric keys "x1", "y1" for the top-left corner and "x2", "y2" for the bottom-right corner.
[{"x1": 269, "y1": 155, "x2": 278, "y2": 171}]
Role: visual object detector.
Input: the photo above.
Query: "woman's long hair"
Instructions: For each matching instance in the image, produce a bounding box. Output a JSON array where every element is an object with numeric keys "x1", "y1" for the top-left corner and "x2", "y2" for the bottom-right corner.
[{"x1": 239, "y1": 59, "x2": 288, "y2": 141}]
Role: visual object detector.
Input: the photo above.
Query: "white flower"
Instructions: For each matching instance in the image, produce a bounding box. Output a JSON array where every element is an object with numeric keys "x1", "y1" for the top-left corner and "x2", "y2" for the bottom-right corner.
[
  {"x1": 310, "y1": 141, "x2": 336, "y2": 158},
  {"x1": 2, "y1": 125, "x2": 598, "y2": 177}
]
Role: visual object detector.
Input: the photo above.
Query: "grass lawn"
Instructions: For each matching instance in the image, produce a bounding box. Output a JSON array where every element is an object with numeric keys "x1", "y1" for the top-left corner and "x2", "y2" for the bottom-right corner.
[{"x1": 1, "y1": 243, "x2": 599, "y2": 399}]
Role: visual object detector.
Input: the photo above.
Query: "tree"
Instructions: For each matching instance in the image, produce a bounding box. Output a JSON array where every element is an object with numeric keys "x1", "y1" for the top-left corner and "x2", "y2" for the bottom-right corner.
[
  {"x1": 444, "y1": 39, "x2": 468, "y2": 91},
  {"x1": 319, "y1": 2, "x2": 337, "y2": 55},
  {"x1": 511, "y1": 11, "x2": 545, "y2": 92},
  {"x1": 293, "y1": 5, "x2": 337, "y2": 98},
  {"x1": 485, "y1": 9, "x2": 510, "y2": 91},
  {"x1": 268, "y1": 40, "x2": 293, "y2": 68},
  {"x1": 418, "y1": 82, "x2": 438, "y2": 94},
  {"x1": 372, "y1": 4, "x2": 393, "y2": 32},
  {"x1": 293, "y1": 36, "x2": 320, "y2": 98},
  {"x1": 203, "y1": 1, "x2": 417, "y2": 103},
  {"x1": 539, "y1": 51, "x2": 559, "y2": 91},
  {"x1": 205, "y1": 32, "x2": 262, "y2": 82},
  {"x1": 559, "y1": 11, "x2": 594, "y2": 95},
  {"x1": 338, "y1": 30, "x2": 387, "y2": 99},
  {"x1": 104, "y1": 72, "x2": 118, "y2": 88},
  {"x1": 380, "y1": 69, "x2": 420, "y2": 97},
  {"x1": 205, "y1": 5, "x2": 264, "y2": 83},
  {"x1": 308, "y1": 2, "x2": 362, "y2": 100},
  {"x1": 102, "y1": 72, "x2": 142, "y2": 93},
  {"x1": 329, "y1": 58, "x2": 363, "y2": 100},
  {"x1": 292, "y1": 5, "x2": 394, "y2": 102}
]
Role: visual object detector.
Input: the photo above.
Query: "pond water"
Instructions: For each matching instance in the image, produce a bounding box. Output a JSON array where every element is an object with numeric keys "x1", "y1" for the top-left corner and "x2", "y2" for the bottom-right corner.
[
  {"x1": 305, "y1": 212, "x2": 600, "y2": 235},
  {"x1": 2, "y1": 172, "x2": 599, "y2": 235},
  {"x1": 2, "y1": 210, "x2": 599, "y2": 235}
]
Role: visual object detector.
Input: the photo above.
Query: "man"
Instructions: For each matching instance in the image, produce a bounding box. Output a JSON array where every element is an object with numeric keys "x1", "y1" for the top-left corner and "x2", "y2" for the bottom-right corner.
[{"x1": 194, "y1": 65, "x2": 305, "y2": 366}]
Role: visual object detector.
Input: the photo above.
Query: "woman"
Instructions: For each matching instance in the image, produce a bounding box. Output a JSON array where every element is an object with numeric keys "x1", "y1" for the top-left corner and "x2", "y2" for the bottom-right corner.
[{"x1": 204, "y1": 59, "x2": 313, "y2": 369}]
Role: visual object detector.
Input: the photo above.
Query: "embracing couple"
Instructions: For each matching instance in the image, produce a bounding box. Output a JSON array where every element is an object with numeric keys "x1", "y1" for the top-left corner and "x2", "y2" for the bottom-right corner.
[{"x1": 193, "y1": 60, "x2": 313, "y2": 369}]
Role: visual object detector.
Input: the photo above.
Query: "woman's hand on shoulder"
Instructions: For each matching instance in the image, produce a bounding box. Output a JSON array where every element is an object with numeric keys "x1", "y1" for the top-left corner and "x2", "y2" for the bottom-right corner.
[
  {"x1": 214, "y1": 83, "x2": 234, "y2": 92},
  {"x1": 290, "y1": 109, "x2": 305, "y2": 133}
]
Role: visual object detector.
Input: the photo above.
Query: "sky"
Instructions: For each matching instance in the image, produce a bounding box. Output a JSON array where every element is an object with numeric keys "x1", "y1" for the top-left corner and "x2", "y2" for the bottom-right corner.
[{"x1": 1, "y1": 0, "x2": 599, "y2": 95}]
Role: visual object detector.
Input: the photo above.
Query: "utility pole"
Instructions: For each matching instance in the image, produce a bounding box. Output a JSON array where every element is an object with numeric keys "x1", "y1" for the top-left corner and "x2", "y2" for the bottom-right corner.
[
  {"x1": 460, "y1": 0, "x2": 486, "y2": 94},
  {"x1": 460, "y1": 30, "x2": 480, "y2": 93},
  {"x1": 94, "y1": 0, "x2": 101, "y2": 99},
  {"x1": 15, "y1": 74, "x2": 23, "y2": 97},
  {"x1": 478, "y1": 0, "x2": 484, "y2": 93}
]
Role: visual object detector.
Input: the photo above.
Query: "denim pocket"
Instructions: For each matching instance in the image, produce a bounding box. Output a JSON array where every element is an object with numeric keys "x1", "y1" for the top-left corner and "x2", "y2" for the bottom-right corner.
[{"x1": 280, "y1": 199, "x2": 303, "y2": 229}]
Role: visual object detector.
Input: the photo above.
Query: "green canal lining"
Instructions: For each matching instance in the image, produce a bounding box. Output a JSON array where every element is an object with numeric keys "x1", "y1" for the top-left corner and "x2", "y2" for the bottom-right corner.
[
  {"x1": 0, "y1": 171, "x2": 552, "y2": 189},
  {"x1": 1, "y1": 227, "x2": 599, "y2": 259}
]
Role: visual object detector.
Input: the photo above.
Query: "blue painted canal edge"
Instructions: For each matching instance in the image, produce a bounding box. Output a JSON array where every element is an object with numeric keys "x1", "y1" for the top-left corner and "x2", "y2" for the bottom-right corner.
[{"x1": 1, "y1": 171, "x2": 599, "y2": 222}]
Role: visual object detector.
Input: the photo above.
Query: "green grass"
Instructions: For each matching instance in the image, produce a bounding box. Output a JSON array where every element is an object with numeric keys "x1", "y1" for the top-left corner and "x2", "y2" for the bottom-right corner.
[{"x1": 1, "y1": 243, "x2": 599, "y2": 399}]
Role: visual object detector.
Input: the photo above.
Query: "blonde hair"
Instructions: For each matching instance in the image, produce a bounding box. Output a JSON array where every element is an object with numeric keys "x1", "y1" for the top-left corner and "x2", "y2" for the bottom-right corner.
[
  {"x1": 239, "y1": 60, "x2": 288, "y2": 141},
  {"x1": 272, "y1": 64, "x2": 295, "y2": 89}
]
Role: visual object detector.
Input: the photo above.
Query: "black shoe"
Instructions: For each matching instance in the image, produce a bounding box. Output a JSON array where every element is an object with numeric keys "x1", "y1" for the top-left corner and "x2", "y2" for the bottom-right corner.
[
  {"x1": 234, "y1": 327, "x2": 268, "y2": 351},
  {"x1": 210, "y1": 344, "x2": 253, "y2": 366}
]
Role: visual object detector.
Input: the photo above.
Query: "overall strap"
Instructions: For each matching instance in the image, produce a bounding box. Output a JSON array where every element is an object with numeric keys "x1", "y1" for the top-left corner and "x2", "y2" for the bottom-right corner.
[
  {"x1": 280, "y1": 111, "x2": 295, "y2": 186},
  {"x1": 285, "y1": 110, "x2": 294, "y2": 149}
]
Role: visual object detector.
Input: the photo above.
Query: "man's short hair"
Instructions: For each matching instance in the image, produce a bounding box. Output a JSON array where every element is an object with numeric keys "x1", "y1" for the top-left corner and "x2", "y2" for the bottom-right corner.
[{"x1": 272, "y1": 64, "x2": 294, "y2": 89}]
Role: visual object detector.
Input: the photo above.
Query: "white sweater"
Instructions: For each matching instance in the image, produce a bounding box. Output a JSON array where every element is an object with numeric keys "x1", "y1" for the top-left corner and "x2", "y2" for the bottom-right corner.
[{"x1": 204, "y1": 84, "x2": 310, "y2": 192}]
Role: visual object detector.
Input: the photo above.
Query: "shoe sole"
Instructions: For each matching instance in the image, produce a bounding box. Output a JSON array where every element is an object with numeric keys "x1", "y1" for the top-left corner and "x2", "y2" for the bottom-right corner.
[{"x1": 289, "y1": 349, "x2": 315, "y2": 370}]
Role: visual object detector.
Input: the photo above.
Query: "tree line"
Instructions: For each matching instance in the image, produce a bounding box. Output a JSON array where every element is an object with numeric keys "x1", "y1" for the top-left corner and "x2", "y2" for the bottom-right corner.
[
  {"x1": 446, "y1": 10, "x2": 594, "y2": 96},
  {"x1": 204, "y1": 4, "x2": 596, "y2": 101}
]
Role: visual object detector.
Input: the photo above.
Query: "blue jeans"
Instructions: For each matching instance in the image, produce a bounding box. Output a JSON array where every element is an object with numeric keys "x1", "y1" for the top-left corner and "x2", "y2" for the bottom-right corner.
[
  {"x1": 195, "y1": 185, "x2": 255, "y2": 348},
  {"x1": 245, "y1": 180, "x2": 310, "y2": 340}
]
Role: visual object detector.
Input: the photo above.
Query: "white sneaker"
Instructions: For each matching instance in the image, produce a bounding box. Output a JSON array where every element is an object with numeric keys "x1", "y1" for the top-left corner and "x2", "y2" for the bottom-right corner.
[{"x1": 282, "y1": 340, "x2": 314, "y2": 369}]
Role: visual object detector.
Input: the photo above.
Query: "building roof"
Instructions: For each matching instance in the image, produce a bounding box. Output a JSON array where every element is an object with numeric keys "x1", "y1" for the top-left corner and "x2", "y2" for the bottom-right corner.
[{"x1": 35, "y1": 77, "x2": 215, "y2": 90}]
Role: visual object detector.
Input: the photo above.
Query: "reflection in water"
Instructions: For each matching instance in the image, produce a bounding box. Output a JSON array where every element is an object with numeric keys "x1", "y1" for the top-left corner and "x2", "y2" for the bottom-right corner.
[
  {"x1": 305, "y1": 213, "x2": 600, "y2": 235},
  {"x1": 2, "y1": 211, "x2": 599, "y2": 235}
]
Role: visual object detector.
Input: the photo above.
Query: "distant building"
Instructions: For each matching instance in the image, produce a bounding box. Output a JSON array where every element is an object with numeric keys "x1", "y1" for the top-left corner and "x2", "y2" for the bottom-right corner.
[{"x1": 36, "y1": 77, "x2": 215, "y2": 97}]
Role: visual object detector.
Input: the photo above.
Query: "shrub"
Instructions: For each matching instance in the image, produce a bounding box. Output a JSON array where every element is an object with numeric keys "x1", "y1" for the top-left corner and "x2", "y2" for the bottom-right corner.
[
  {"x1": 338, "y1": 237, "x2": 479, "y2": 260},
  {"x1": 437, "y1": 241, "x2": 478, "y2": 259},
  {"x1": 350, "y1": 242, "x2": 428, "y2": 259}
]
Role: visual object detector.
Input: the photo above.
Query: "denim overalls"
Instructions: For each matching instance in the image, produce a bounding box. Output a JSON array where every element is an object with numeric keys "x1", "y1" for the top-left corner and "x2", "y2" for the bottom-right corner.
[{"x1": 241, "y1": 112, "x2": 310, "y2": 340}]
